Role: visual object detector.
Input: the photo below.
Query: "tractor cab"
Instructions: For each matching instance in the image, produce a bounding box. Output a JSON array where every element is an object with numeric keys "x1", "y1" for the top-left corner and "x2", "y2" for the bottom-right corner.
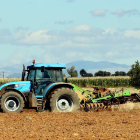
[{"x1": 22, "y1": 60, "x2": 66, "y2": 96}]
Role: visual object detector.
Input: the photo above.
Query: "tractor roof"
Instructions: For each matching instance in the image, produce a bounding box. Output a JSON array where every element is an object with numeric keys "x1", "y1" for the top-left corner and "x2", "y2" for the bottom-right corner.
[{"x1": 27, "y1": 63, "x2": 66, "y2": 69}]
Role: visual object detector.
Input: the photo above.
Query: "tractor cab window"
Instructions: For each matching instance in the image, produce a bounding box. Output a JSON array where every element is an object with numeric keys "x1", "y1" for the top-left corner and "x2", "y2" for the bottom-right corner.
[
  {"x1": 27, "y1": 70, "x2": 35, "y2": 82},
  {"x1": 54, "y1": 69, "x2": 64, "y2": 82},
  {"x1": 36, "y1": 69, "x2": 53, "y2": 80}
]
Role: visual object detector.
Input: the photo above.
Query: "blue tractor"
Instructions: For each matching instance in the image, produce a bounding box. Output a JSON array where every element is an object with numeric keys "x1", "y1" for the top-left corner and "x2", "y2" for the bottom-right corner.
[{"x1": 0, "y1": 60, "x2": 80, "y2": 113}]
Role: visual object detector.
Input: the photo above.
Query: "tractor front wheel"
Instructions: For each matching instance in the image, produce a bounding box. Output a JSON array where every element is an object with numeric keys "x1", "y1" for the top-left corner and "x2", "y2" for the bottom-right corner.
[
  {"x1": 50, "y1": 88, "x2": 80, "y2": 112},
  {"x1": 1, "y1": 91, "x2": 24, "y2": 113}
]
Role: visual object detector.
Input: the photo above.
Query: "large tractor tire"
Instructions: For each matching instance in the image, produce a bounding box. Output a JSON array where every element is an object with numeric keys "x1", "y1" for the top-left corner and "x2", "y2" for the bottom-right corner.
[
  {"x1": 50, "y1": 87, "x2": 80, "y2": 112},
  {"x1": 1, "y1": 91, "x2": 24, "y2": 113}
]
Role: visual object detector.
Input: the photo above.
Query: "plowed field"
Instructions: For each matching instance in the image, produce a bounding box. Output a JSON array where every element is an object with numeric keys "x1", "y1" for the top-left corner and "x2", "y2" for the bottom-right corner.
[{"x1": 0, "y1": 108, "x2": 140, "y2": 140}]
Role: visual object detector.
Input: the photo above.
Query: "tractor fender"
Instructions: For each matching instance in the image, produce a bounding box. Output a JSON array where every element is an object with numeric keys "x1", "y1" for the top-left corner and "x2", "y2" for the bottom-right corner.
[
  {"x1": 43, "y1": 83, "x2": 74, "y2": 99},
  {"x1": 0, "y1": 86, "x2": 27, "y2": 102}
]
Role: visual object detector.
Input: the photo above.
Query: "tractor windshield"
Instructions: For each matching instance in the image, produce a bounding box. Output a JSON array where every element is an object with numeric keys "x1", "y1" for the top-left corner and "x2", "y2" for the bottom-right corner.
[{"x1": 27, "y1": 69, "x2": 54, "y2": 82}]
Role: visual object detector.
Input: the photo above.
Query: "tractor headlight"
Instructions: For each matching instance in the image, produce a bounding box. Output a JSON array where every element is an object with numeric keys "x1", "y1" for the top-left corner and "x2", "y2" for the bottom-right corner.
[
  {"x1": 14, "y1": 84, "x2": 27, "y2": 88},
  {"x1": 15, "y1": 84, "x2": 19, "y2": 88}
]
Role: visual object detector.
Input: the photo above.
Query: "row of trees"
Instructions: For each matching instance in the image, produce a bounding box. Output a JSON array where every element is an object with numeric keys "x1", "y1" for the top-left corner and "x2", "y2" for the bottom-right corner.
[
  {"x1": 94, "y1": 71, "x2": 127, "y2": 76},
  {"x1": 66, "y1": 67, "x2": 128, "y2": 77},
  {"x1": 66, "y1": 60, "x2": 140, "y2": 88}
]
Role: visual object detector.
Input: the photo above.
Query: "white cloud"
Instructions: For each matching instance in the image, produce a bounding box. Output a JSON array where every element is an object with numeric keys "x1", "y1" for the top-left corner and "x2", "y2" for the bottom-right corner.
[
  {"x1": 66, "y1": 25, "x2": 91, "y2": 34},
  {"x1": 112, "y1": 9, "x2": 140, "y2": 17},
  {"x1": 112, "y1": 9, "x2": 125, "y2": 16},
  {"x1": 91, "y1": 9, "x2": 108, "y2": 17},
  {"x1": 74, "y1": 36, "x2": 95, "y2": 43},
  {"x1": 0, "y1": 25, "x2": 140, "y2": 67},
  {"x1": 124, "y1": 30, "x2": 140, "y2": 39},
  {"x1": 1, "y1": 25, "x2": 140, "y2": 47},
  {"x1": 12, "y1": 30, "x2": 58, "y2": 45},
  {"x1": 103, "y1": 28, "x2": 118, "y2": 35}
]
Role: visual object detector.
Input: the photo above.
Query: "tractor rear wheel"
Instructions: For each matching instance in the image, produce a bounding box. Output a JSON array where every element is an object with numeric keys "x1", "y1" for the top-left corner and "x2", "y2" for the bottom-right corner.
[
  {"x1": 50, "y1": 87, "x2": 80, "y2": 112},
  {"x1": 1, "y1": 91, "x2": 24, "y2": 113}
]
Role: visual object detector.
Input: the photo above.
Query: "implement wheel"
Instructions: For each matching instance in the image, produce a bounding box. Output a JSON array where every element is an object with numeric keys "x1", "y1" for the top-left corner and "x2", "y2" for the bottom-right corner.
[
  {"x1": 50, "y1": 88, "x2": 80, "y2": 112},
  {"x1": 1, "y1": 91, "x2": 24, "y2": 113}
]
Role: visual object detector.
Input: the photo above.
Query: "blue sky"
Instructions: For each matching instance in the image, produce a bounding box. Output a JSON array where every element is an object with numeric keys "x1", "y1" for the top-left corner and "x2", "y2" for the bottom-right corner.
[{"x1": 0, "y1": 0, "x2": 140, "y2": 76}]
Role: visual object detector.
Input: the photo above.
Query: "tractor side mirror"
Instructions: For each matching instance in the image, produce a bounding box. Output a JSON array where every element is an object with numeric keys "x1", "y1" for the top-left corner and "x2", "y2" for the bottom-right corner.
[
  {"x1": 41, "y1": 66, "x2": 45, "y2": 72},
  {"x1": 21, "y1": 64, "x2": 26, "y2": 81},
  {"x1": 21, "y1": 71, "x2": 25, "y2": 81}
]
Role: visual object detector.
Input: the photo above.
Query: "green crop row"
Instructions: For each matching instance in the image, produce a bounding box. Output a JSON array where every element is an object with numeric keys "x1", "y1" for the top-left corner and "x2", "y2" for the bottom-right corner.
[
  {"x1": 0, "y1": 78, "x2": 132, "y2": 88},
  {"x1": 67, "y1": 78, "x2": 132, "y2": 87}
]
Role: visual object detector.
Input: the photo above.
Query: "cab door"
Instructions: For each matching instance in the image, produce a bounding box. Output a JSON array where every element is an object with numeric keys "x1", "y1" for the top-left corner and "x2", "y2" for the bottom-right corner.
[{"x1": 35, "y1": 69, "x2": 54, "y2": 96}]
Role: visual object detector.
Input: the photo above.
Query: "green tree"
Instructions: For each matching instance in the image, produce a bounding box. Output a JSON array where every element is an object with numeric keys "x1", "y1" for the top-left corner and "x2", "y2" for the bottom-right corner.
[
  {"x1": 120, "y1": 71, "x2": 126, "y2": 76},
  {"x1": 67, "y1": 66, "x2": 78, "y2": 77},
  {"x1": 94, "y1": 70, "x2": 111, "y2": 76},
  {"x1": 94, "y1": 70, "x2": 103, "y2": 76},
  {"x1": 115, "y1": 71, "x2": 126, "y2": 76},
  {"x1": 115, "y1": 71, "x2": 120, "y2": 76},
  {"x1": 104, "y1": 71, "x2": 111, "y2": 76},
  {"x1": 86, "y1": 73, "x2": 93, "y2": 77},
  {"x1": 127, "y1": 71, "x2": 131, "y2": 76},
  {"x1": 80, "y1": 69, "x2": 93, "y2": 77},
  {"x1": 80, "y1": 69, "x2": 87, "y2": 77},
  {"x1": 128, "y1": 60, "x2": 140, "y2": 87}
]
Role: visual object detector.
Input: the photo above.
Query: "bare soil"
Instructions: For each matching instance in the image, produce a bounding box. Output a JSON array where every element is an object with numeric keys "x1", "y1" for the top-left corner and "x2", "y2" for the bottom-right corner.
[
  {"x1": 0, "y1": 87, "x2": 140, "y2": 140},
  {"x1": 0, "y1": 108, "x2": 140, "y2": 140}
]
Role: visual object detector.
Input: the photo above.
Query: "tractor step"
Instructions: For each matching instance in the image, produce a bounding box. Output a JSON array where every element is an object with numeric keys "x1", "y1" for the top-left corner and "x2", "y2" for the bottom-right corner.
[{"x1": 37, "y1": 98, "x2": 45, "y2": 112}]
